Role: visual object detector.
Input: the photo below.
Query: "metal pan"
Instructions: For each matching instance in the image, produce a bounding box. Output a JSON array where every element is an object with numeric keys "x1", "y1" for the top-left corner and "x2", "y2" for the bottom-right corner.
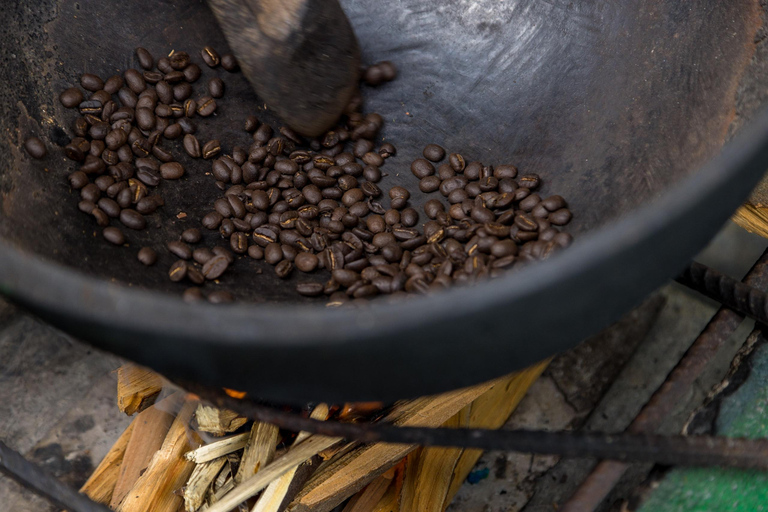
[{"x1": 0, "y1": 0, "x2": 765, "y2": 402}]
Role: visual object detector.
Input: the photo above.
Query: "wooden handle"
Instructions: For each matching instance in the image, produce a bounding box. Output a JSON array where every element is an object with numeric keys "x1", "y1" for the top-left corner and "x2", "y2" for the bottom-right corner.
[{"x1": 207, "y1": 0, "x2": 360, "y2": 136}]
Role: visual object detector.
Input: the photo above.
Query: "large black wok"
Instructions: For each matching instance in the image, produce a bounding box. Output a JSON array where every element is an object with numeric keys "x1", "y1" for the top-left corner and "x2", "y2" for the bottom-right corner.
[{"x1": 0, "y1": 0, "x2": 766, "y2": 402}]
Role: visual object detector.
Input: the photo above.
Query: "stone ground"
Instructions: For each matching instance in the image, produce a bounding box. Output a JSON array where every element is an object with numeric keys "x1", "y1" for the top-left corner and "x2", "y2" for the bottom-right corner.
[{"x1": 1, "y1": 221, "x2": 766, "y2": 511}]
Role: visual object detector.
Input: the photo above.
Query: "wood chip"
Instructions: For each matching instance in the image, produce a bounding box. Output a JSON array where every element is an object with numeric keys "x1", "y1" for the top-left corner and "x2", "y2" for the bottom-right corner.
[
  {"x1": 111, "y1": 394, "x2": 179, "y2": 508},
  {"x1": 204, "y1": 434, "x2": 342, "y2": 512},
  {"x1": 251, "y1": 404, "x2": 330, "y2": 512},
  {"x1": 184, "y1": 458, "x2": 227, "y2": 512},
  {"x1": 117, "y1": 363, "x2": 164, "y2": 415},
  {"x1": 117, "y1": 399, "x2": 201, "y2": 512},
  {"x1": 235, "y1": 421, "x2": 280, "y2": 483},
  {"x1": 185, "y1": 432, "x2": 250, "y2": 463},
  {"x1": 196, "y1": 404, "x2": 248, "y2": 436}
]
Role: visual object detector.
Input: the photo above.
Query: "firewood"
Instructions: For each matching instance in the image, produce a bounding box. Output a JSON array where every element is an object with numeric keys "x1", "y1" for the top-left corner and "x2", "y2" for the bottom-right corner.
[
  {"x1": 204, "y1": 434, "x2": 343, "y2": 512},
  {"x1": 444, "y1": 360, "x2": 549, "y2": 504},
  {"x1": 341, "y1": 466, "x2": 397, "y2": 512},
  {"x1": 117, "y1": 363, "x2": 165, "y2": 415},
  {"x1": 196, "y1": 404, "x2": 248, "y2": 436},
  {"x1": 184, "y1": 457, "x2": 227, "y2": 512},
  {"x1": 79, "y1": 418, "x2": 135, "y2": 505},
  {"x1": 235, "y1": 421, "x2": 280, "y2": 483},
  {"x1": 110, "y1": 394, "x2": 180, "y2": 508},
  {"x1": 251, "y1": 404, "x2": 330, "y2": 512},
  {"x1": 286, "y1": 378, "x2": 499, "y2": 512},
  {"x1": 185, "y1": 433, "x2": 250, "y2": 464},
  {"x1": 397, "y1": 410, "x2": 468, "y2": 512},
  {"x1": 371, "y1": 462, "x2": 405, "y2": 512},
  {"x1": 117, "y1": 399, "x2": 201, "y2": 512}
]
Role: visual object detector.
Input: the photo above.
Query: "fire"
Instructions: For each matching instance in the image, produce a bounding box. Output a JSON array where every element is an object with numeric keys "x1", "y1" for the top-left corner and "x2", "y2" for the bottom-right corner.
[{"x1": 223, "y1": 388, "x2": 247, "y2": 399}]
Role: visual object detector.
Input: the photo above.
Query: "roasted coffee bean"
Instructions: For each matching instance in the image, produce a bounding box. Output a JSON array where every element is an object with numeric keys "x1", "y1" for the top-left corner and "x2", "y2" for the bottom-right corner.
[
  {"x1": 518, "y1": 173, "x2": 541, "y2": 189},
  {"x1": 60, "y1": 87, "x2": 84, "y2": 108},
  {"x1": 471, "y1": 205, "x2": 495, "y2": 224},
  {"x1": 169, "y1": 51, "x2": 190, "y2": 69},
  {"x1": 264, "y1": 242, "x2": 282, "y2": 264},
  {"x1": 103, "y1": 226, "x2": 125, "y2": 245},
  {"x1": 164, "y1": 123, "x2": 183, "y2": 139},
  {"x1": 90, "y1": 166, "x2": 113, "y2": 187},
  {"x1": 160, "y1": 162, "x2": 184, "y2": 179},
  {"x1": 411, "y1": 158, "x2": 435, "y2": 178},
  {"x1": 182, "y1": 287, "x2": 204, "y2": 303},
  {"x1": 103, "y1": 75, "x2": 123, "y2": 94},
  {"x1": 401, "y1": 207, "x2": 419, "y2": 227},
  {"x1": 463, "y1": 161, "x2": 481, "y2": 180},
  {"x1": 91, "y1": 208, "x2": 110, "y2": 226},
  {"x1": 197, "y1": 96, "x2": 217, "y2": 116},
  {"x1": 136, "y1": 246, "x2": 157, "y2": 266},
  {"x1": 221, "y1": 53, "x2": 239, "y2": 71},
  {"x1": 423, "y1": 144, "x2": 445, "y2": 162},
  {"x1": 294, "y1": 252, "x2": 318, "y2": 272},
  {"x1": 80, "y1": 73, "x2": 103, "y2": 92},
  {"x1": 135, "y1": 107, "x2": 154, "y2": 131},
  {"x1": 135, "y1": 47, "x2": 154, "y2": 69},
  {"x1": 178, "y1": 228, "x2": 201, "y2": 244},
  {"x1": 77, "y1": 199, "x2": 96, "y2": 215},
  {"x1": 134, "y1": 195, "x2": 159, "y2": 214},
  {"x1": 197, "y1": 45, "x2": 220, "y2": 67},
  {"x1": 167, "y1": 240, "x2": 191, "y2": 260},
  {"x1": 541, "y1": 195, "x2": 567, "y2": 211},
  {"x1": 115, "y1": 187, "x2": 133, "y2": 207},
  {"x1": 151, "y1": 145, "x2": 173, "y2": 163},
  {"x1": 120, "y1": 209, "x2": 146, "y2": 230},
  {"x1": 275, "y1": 259, "x2": 292, "y2": 278},
  {"x1": 177, "y1": 135, "x2": 200, "y2": 160},
  {"x1": 81, "y1": 155, "x2": 106, "y2": 175},
  {"x1": 202, "y1": 255, "x2": 229, "y2": 280},
  {"x1": 68, "y1": 171, "x2": 89, "y2": 189},
  {"x1": 494, "y1": 164, "x2": 517, "y2": 179},
  {"x1": 518, "y1": 193, "x2": 540, "y2": 212},
  {"x1": 200, "y1": 139, "x2": 221, "y2": 160},
  {"x1": 436, "y1": 163, "x2": 454, "y2": 181},
  {"x1": 448, "y1": 188, "x2": 468, "y2": 204},
  {"x1": 218, "y1": 218, "x2": 235, "y2": 238},
  {"x1": 244, "y1": 115, "x2": 259, "y2": 133},
  {"x1": 203, "y1": 289, "x2": 233, "y2": 304},
  {"x1": 184, "y1": 63, "x2": 202, "y2": 82},
  {"x1": 174, "y1": 82, "x2": 193, "y2": 102},
  {"x1": 208, "y1": 77, "x2": 225, "y2": 98},
  {"x1": 124, "y1": 68, "x2": 146, "y2": 93},
  {"x1": 362, "y1": 165, "x2": 381, "y2": 183},
  {"x1": 229, "y1": 232, "x2": 248, "y2": 254},
  {"x1": 97, "y1": 197, "x2": 120, "y2": 218},
  {"x1": 379, "y1": 142, "x2": 396, "y2": 158},
  {"x1": 548, "y1": 208, "x2": 572, "y2": 225},
  {"x1": 362, "y1": 152, "x2": 384, "y2": 167},
  {"x1": 24, "y1": 137, "x2": 46, "y2": 159},
  {"x1": 419, "y1": 175, "x2": 441, "y2": 193},
  {"x1": 168, "y1": 260, "x2": 188, "y2": 282},
  {"x1": 190, "y1": 248, "x2": 213, "y2": 265},
  {"x1": 88, "y1": 122, "x2": 109, "y2": 140},
  {"x1": 104, "y1": 129, "x2": 128, "y2": 151},
  {"x1": 296, "y1": 282, "x2": 323, "y2": 297},
  {"x1": 254, "y1": 124, "x2": 273, "y2": 145},
  {"x1": 446, "y1": 153, "x2": 465, "y2": 172},
  {"x1": 156, "y1": 57, "x2": 172, "y2": 73},
  {"x1": 186, "y1": 265, "x2": 205, "y2": 285},
  {"x1": 366, "y1": 215, "x2": 386, "y2": 234}
]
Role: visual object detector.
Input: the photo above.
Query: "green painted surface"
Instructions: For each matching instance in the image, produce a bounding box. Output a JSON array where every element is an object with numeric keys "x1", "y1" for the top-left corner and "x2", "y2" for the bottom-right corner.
[{"x1": 639, "y1": 342, "x2": 768, "y2": 512}]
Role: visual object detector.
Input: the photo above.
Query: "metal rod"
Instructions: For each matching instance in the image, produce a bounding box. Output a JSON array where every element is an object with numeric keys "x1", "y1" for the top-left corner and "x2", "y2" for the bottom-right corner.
[
  {"x1": 561, "y1": 252, "x2": 768, "y2": 512},
  {"x1": 185, "y1": 382, "x2": 768, "y2": 470},
  {"x1": 0, "y1": 440, "x2": 111, "y2": 512}
]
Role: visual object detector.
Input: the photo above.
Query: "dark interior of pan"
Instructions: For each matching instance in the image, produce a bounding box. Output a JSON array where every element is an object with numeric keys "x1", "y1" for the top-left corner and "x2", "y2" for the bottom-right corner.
[{"x1": 0, "y1": 0, "x2": 766, "y2": 402}]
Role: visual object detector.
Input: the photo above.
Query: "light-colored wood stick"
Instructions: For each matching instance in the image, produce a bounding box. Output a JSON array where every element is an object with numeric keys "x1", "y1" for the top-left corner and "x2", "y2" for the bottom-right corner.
[
  {"x1": 185, "y1": 458, "x2": 228, "y2": 512},
  {"x1": 287, "y1": 377, "x2": 500, "y2": 512},
  {"x1": 251, "y1": 404, "x2": 330, "y2": 512},
  {"x1": 118, "y1": 399, "x2": 201, "y2": 512},
  {"x1": 394, "y1": 450, "x2": 422, "y2": 512},
  {"x1": 342, "y1": 466, "x2": 397, "y2": 512},
  {"x1": 110, "y1": 395, "x2": 179, "y2": 509},
  {"x1": 185, "y1": 432, "x2": 250, "y2": 463},
  {"x1": 235, "y1": 421, "x2": 280, "y2": 483},
  {"x1": 371, "y1": 461, "x2": 405, "y2": 512},
  {"x1": 444, "y1": 360, "x2": 550, "y2": 505},
  {"x1": 196, "y1": 404, "x2": 248, "y2": 437},
  {"x1": 733, "y1": 204, "x2": 768, "y2": 240},
  {"x1": 399, "y1": 410, "x2": 468, "y2": 512},
  {"x1": 116, "y1": 363, "x2": 165, "y2": 416},
  {"x1": 205, "y1": 434, "x2": 343, "y2": 512},
  {"x1": 79, "y1": 418, "x2": 136, "y2": 505}
]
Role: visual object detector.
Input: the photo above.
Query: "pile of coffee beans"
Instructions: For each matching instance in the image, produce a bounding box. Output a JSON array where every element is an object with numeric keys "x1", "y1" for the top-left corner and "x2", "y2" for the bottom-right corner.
[{"x1": 50, "y1": 45, "x2": 573, "y2": 305}]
